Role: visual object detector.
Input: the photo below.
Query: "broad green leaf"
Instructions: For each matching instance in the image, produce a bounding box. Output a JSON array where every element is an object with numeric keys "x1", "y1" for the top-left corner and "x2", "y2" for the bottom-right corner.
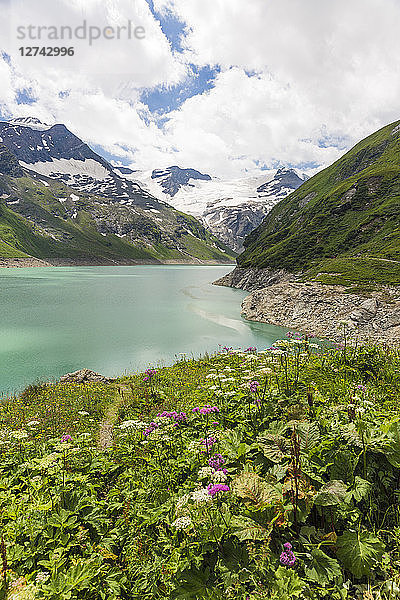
[
  {"x1": 297, "y1": 422, "x2": 320, "y2": 453},
  {"x1": 231, "y1": 516, "x2": 271, "y2": 541},
  {"x1": 314, "y1": 480, "x2": 347, "y2": 507},
  {"x1": 305, "y1": 548, "x2": 342, "y2": 584},
  {"x1": 336, "y1": 531, "x2": 385, "y2": 578},
  {"x1": 330, "y1": 449, "x2": 358, "y2": 483},
  {"x1": 272, "y1": 566, "x2": 304, "y2": 599},
  {"x1": 232, "y1": 471, "x2": 280, "y2": 506},
  {"x1": 256, "y1": 434, "x2": 290, "y2": 463},
  {"x1": 348, "y1": 476, "x2": 371, "y2": 503}
]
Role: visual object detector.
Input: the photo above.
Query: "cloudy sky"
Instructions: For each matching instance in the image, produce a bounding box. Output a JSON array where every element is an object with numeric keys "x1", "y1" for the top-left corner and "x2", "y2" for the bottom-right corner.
[{"x1": 1, "y1": 0, "x2": 400, "y2": 177}]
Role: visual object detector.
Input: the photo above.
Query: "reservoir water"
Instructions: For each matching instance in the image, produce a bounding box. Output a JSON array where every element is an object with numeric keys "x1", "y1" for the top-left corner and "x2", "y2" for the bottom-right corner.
[{"x1": 0, "y1": 265, "x2": 291, "y2": 395}]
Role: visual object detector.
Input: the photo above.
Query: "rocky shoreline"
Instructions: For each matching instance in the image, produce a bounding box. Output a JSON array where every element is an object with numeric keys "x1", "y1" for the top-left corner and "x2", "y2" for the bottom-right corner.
[{"x1": 214, "y1": 267, "x2": 400, "y2": 343}]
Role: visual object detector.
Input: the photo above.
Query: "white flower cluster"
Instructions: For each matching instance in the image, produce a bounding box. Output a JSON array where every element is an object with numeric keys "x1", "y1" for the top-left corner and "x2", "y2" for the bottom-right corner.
[
  {"x1": 119, "y1": 420, "x2": 147, "y2": 431},
  {"x1": 198, "y1": 466, "x2": 214, "y2": 479},
  {"x1": 187, "y1": 440, "x2": 202, "y2": 453},
  {"x1": 211, "y1": 470, "x2": 228, "y2": 483},
  {"x1": 11, "y1": 430, "x2": 29, "y2": 440},
  {"x1": 191, "y1": 488, "x2": 211, "y2": 503},
  {"x1": 171, "y1": 516, "x2": 192, "y2": 530},
  {"x1": 27, "y1": 420, "x2": 40, "y2": 427}
]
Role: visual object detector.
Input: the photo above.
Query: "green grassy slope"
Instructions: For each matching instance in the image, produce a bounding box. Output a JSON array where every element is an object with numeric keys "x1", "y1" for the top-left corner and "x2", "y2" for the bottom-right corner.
[
  {"x1": 0, "y1": 157, "x2": 235, "y2": 264},
  {"x1": 238, "y1": 120, "x2": 400, "y2": 286}
]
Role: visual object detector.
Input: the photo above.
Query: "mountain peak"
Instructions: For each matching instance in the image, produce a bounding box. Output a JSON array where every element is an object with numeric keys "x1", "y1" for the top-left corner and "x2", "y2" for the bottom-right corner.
[{"x1": 8, "y1": 117, "x2": 53, "y2": 131}]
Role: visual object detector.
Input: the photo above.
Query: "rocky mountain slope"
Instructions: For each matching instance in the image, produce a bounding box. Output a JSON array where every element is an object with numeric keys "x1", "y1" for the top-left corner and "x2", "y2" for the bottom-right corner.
[
  {"x1": 0, "y1": 119, "x2": 234, "y2": 264},
  {"x1": 121, "y1": 166, "x2": 307, "y2": 252},
  {"x1": 215, "y1": 120, "x2": 400, "y2": 342}
]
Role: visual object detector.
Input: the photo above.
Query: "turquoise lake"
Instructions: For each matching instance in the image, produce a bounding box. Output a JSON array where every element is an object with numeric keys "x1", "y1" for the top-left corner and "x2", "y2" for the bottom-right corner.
[{"x1": 0, "y1": 265, "x2": 291, "y2": 395}]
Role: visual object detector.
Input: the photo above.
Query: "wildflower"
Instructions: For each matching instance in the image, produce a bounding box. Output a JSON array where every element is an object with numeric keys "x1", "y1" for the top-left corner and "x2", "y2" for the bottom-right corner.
[
  {"x1": 249, "y1": 380, "x2": 260, "y2": 393},
  {"x1": 191, "y1": 488, "x2": 212, "y2": 503},
  {"x1": 11, "y1": 430, "x2": 29, "y2": 440},
  {"x1": 198, "y1": 466, "x2": 214, "y2": 479},
  {"x1": 207, "y1": 483, "x2": 230, "y2": 497},
  {"x1": 78, "y1": 410, "x2": 89, "y2": 416},
  {"x1": 245, "y1": 346, "x2": 257, "y2": 352},
  {"x1": 208, "y1": 453, "x2": 225, "y2": 470},
  {"x1": 61, "y1": 434, "x2": 72, "y2": 442},
  {"x1": 280, "y1": 542, "x2": 296, "y2": 567},
  {"x1": 199, "y1": 436, "x2": 217, "y2": 452},
  {"x1": 194, "y1": 404, "x2": 220, "y2": 415},
  {"x1": 35, "y1": 571, "x2": 50, "y2": 583},
  {"x1": 144, "y1": 422, "x2": 159, "y2": 437},
  {"x1": 211, "y1": 470, "x2": 228, "y2": 483},
  {"x1": 171, "y1": 516, "x2": 192, "y2": 530},
  {"x1": 26, "y1": 420, "x2": 40, "y2": 427}
]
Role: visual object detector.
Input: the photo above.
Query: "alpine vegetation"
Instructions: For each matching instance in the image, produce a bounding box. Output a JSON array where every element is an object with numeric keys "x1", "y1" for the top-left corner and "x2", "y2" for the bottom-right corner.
[{"x1": 1, "y1": 334, "x2": 400, "y2": 598}]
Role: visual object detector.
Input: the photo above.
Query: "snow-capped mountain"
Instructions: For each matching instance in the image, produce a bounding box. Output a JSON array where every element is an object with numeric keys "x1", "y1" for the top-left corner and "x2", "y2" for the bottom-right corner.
[
  {"x1": 0, "y1": 118, "x2": 234, "y2": 262},
  {"x1": 0, "y1": 118, "x2": 152, "y2": 203},
  {"x1": 119, "y1": 166, "x2": 307, "y2": 252}
]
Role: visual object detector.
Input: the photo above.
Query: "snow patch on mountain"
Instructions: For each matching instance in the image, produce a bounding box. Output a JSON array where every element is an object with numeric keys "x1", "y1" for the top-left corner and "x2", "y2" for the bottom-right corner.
[
  {"x1": 20, "y1": 158, "x2": 110, "y2": 180},
  {"x1": 8, "y1": 117, "x2": 53, "y2": 131}
]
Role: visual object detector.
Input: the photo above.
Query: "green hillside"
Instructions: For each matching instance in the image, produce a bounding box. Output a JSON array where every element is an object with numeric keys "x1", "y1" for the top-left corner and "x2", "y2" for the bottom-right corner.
[
  {"x1": 238, "y1": 120, "x2": 400, "y2": 286},
  {"x1": 0, "y1": 148, "x2": 235, "y2": 264}
]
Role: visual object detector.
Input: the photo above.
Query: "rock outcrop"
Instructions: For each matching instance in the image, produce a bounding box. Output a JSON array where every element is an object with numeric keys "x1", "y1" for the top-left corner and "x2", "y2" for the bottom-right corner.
[
  {"x1": 59, "y1": 369, "x2": 111, "y2": 384},
  {"x1": 214, "y1": 267, "x2": 400, "y2": 343}
]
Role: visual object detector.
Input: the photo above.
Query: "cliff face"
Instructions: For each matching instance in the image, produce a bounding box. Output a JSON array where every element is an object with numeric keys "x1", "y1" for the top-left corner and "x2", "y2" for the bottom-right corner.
[{"x1": 214, "y1": 267, "x2": 400, "y2": 343}]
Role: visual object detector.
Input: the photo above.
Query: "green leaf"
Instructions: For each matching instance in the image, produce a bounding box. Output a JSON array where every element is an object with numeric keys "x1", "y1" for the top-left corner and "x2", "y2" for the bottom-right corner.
[
  {"x1": 231, "y1": 516, "x2": 271, "y2": 541},
  {"x1": 305, "y1": 548, "x2": 342, "y2": 584},
  {"x1": 256, "y1": 434, "x2": 290, "y2": 463},
  {"x1": 220, "y1": 430, "x2": 249, "y2": 460},
  {"x1": 232, "y1": 471, "x2": 280, "y2": 507},
  {"x1": 297, "y1": 422, "x2": 320, "y2": 453},
  {"x1": 348, "y1": 476, "x2": 371, "y2": 503},
  {"x1": 314, "y1": 480, "x2": 347, "y2": 507},
  {"x1": 336, "y1": 531, "x2": 385, "y2": 578},
  {"x1": 330, "y1": 449, "x2": 358, "y2": 483},
  {"x1": 272, "y1": 566, "x2": 304, "y2": 599}
]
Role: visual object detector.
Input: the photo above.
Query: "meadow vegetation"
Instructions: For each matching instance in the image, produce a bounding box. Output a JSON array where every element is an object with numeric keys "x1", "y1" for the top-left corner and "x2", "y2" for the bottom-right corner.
[{"x1": 1, "y1": 334, "x2": 400, "y2": 599}]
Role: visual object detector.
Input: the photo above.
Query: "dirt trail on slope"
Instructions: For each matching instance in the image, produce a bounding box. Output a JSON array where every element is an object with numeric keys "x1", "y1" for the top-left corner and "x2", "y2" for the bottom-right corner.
[{"x1": 98, "y1": 386, "x2": 130, "y2": 450}]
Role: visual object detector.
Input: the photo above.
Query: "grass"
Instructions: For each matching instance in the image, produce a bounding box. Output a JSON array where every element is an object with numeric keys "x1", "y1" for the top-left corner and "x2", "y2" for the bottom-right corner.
[
  {"x1": 238, "y1": 120, "x2": 400, "y2": 287},
  {"x1": 303, "y1": 257, "x2": 400, "y2": 288},
  {"x1": 0, "y1": 173, "x2": 235, "y2": 264},
  {"x1": 2, "y1": 337, "x2": 400, "y2": 598}
]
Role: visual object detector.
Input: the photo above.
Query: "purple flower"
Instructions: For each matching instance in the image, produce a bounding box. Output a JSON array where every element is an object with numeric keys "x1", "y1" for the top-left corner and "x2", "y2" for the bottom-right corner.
[
  {"x1": 144, "y1": 422, "x2": 159, "y2": 437},
  {"x1": 194, "y1": 404, "x2": 220, "y2": 415},
  {"x1": 199, "y1": 436, "x2": 217, "y2": 452},
  {"x1": 249, "y1": 380, "x2": 260, "y2": 393},
  {"x1": 280, "y1": 542, "x2": 296, "y2": 567},
  {"x1": 207, "y1": 483, "x2": 230, "y2": 497},
  {"x1": 208, "y1": 453, "x2": 225, "y2": 470},
  {"x1": 61, "y1": 434, "x2": 72, "y2": 442},
  {"x1": 283, "y1": 542, "x2": 292, "y2": 552},
  {"x1": 245, "y1": 346, "x2": 257, "y2": 353}
]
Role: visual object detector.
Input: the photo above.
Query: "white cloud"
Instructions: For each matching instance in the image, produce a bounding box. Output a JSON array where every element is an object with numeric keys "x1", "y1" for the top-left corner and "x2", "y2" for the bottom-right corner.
[{"x1": 1, "y1": 0, "x2": 400, "y2": 178}]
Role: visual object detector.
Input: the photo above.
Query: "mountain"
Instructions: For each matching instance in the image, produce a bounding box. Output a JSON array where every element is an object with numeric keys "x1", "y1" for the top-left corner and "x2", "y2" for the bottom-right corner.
[
  {"x1": 237, "y1": 120, "x2": 400, "y2": 287},
  {"x1": 151, "y1": 166, "x2": 211, "y2": 196},
  {"x1": 0, "y1": 119, "x2": 235, "y2": 264},
  {"x1": 123, "y1": 166, "x2": 307, "y2": 252}
]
